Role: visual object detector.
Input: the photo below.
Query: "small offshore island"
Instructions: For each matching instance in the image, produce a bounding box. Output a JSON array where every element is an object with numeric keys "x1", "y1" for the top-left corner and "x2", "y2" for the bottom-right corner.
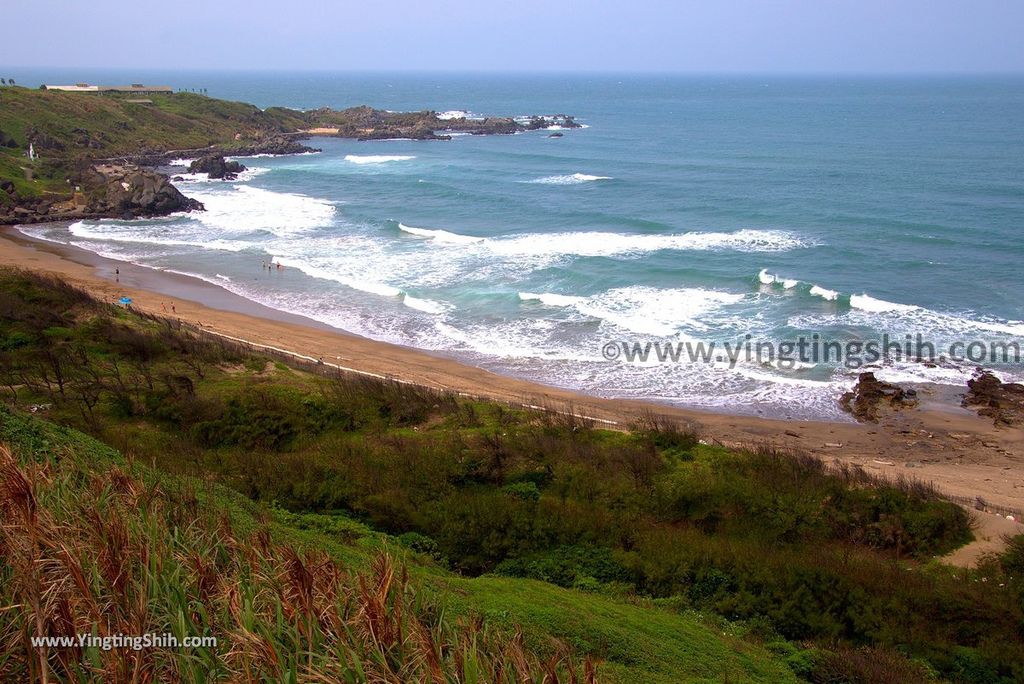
[{"x1": 0, "y1": 85, "x2": 579, "y2": 224}]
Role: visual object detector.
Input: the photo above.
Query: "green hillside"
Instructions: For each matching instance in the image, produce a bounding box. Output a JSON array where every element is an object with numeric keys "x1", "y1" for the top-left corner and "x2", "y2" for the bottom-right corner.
[
  {"x1": 0, "y1": 87, "x2": 306, "y2": 201},
  {"x1": 1, "y1": 267, "x2": 1023, "y2": 683},
  {"x1": 0, "y1": 399, "x2": 798, "y2": 683}
]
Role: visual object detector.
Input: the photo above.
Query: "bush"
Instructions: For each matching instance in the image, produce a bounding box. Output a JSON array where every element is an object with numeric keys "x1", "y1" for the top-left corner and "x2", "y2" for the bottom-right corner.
[{"x1": 495, "y1": 546, "x2": 633, "y2": 588}]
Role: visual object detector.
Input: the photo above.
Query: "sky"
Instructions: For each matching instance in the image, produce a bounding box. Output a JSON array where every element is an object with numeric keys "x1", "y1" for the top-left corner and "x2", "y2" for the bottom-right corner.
[{"x1": 3, "y1": 0, "x2": 1023, "y2": 73}]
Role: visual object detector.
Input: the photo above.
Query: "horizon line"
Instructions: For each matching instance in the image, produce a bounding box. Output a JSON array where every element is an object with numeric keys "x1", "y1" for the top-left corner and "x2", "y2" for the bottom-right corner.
[{"x1": 3, "y1": 66, "x2": 1024, "y2": 78}]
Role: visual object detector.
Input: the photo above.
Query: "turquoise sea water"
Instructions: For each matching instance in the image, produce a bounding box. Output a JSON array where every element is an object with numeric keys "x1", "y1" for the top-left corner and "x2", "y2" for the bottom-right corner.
[{"x1": 17, "y1": 71, "x2": 1024, "y2": 418}]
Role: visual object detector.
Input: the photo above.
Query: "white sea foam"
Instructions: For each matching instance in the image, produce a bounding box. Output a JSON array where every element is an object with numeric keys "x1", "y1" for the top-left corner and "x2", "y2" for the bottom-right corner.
[
  {"x1": 344, "y1": 154, "x2": 416, "y2": 165},
  {"x1": 732, "y1": 364, "x2": 834, "y2": 388},
  {"x1": 436, "y1": 110, "x2": 470, "y2": 120},
  {"x1": 488, "y1": 229, "x2": 811, "y2": 257},
  {"x1": 168, "y1": 158, "x2": 195, "y2": 167},
  {"x1": 67, "y1": 221, "x2": 253, "y2": 252},
  {"x1": 398, "y1": 223, "x2": 484, "y2": 245},
  {"x1": 270, "y1": 255, "x2": 402, "y2": 297},
  {"x1": 809, "y1": 285, "x2": 839, "y2": 301},
  {"x1": 525, "y1": 173, "x2": 612, "y2": 185},
  {"x1": 849, "y1": 294, "x2": 917, "y2": 313},
  {"x1": 181, "y1": 185, "x2": 335, "y2": 235},
  {"x1": 402, "y1": 227, "x2": 811, "y2": 257},
  {"x1": 432, "y1": 319, "x2": 593, "y2": 362},
  {"x1": 757, "y1": 269, "x2": 801, "y2": 289},
  {"x1": 172, "y1": 166, "x2": 269, "y2": 184},
  {"x1": 519, "y1": 286, "x2": 744, "y2": 336},
  {"x1": 403, "y1": 295, "x2": 445, "y2": 314}
]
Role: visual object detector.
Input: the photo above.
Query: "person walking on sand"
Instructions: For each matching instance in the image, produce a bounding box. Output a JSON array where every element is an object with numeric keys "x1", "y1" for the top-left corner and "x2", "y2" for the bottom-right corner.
[{"x1": 171, "y1": 303, "x2": 176, "y2": 314}]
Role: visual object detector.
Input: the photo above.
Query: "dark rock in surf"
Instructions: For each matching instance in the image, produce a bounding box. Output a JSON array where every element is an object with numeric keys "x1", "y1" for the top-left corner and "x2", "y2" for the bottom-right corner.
[
  {"x1": 963, "y1": 369, "x2": 1024, "y2": 426},
  {"x1": 188, "y1": 154, "x2": 246, "y2": 180},
  {"x1": 840, "y1": 372, "x2": 918, "y2": 422}
]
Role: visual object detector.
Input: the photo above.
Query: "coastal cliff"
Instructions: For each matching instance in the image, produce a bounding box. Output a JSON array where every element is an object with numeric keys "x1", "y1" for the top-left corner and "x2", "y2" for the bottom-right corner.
[
  {"x1": 0, "y1": 87, "x2": 579, "y2": 224},
  {"x1": 2, "y1": 163, "x2": 203, "y2": 224}
]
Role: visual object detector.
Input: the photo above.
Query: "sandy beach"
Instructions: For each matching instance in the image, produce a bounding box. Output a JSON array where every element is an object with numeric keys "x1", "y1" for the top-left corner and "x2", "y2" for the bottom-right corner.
[{"x1": 3, "y1": 226, "x2": 1023, "y2": 523}]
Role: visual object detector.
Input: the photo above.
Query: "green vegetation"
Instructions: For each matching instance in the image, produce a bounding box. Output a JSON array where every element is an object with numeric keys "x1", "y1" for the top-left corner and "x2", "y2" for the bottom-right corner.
[
  {"x1": 0, "y1": 411, "x2": 602, "y2": 682},
  {"x1": 0, "y1": 87, "x2": 307, "y2": 201},
  {"x1": 2, "y1": 267, "x2": 1023, "y2": 683},
  {"x1": 0, "y1": 88, "x2": 570, "y2": 210}
]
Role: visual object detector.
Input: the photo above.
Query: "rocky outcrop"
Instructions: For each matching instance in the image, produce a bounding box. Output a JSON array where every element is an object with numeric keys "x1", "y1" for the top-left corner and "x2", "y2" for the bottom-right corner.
[
  {"x1": 83, "y1": 164, "x2": 203, "y2": 218},
  {"x1": 299, "y1": 107, "x2": 582, "y2": 141},
  {"x1": 188, "y1": 155, "x2": 246, "y2": 180},
  {"x1": 25, "y1": 125, "x2": 66, "y2": 151},
  {"x1": 233, "y1": 135, "x2": 316, "y2": 156},
  {"x1": 963, "y1": 369, "x2": 1024, "y2": 426},
  {"x1": 840, "y1": 372, "x2": 918, "y2": 422},
  {"x1": 0, "y1": 128, "x2": 19, "y2": 149},
  {"x1": 0, "y1": 164, "x2": 203, "y2": 225}
]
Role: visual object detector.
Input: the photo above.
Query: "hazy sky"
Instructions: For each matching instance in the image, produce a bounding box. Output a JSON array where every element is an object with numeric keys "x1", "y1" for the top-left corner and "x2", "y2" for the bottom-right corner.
[{"x1": 5, "y1": 0, "x2": 1023, "y2": 73}]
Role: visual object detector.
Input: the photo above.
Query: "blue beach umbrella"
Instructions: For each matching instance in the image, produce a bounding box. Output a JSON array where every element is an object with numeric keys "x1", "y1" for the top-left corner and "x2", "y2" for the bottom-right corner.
[{"x1": 119, "y1": 297, "x2": 132, "y2": 306}]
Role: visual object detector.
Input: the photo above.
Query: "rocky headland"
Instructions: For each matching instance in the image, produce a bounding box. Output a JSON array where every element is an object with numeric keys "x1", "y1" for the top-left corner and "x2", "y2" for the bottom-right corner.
[
  {"x1": 0, "y1": 163, "x2": 203, "y2": 224},
  {"x1": 300, "y1": 106, "x2": 581, "y2": 141},
  {"x1": 0, "y1": 88, "x2": 581, "y2": 224}
]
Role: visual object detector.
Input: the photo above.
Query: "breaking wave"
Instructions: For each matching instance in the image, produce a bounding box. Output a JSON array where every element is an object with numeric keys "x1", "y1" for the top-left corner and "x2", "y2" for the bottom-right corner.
[
  {"x1": 403, "y1": 227, "x2": 811, "y2": 257},
  {"x1": 519, "y1": 286, "x2": 745, "y2": 336},
  {"x1": 525, "y1": 173, "x2": 613, "y2": 185},
  {"x1": 398, "y1": 223, "x2": 484, "y2": 245},
  {"x1": 344, "y1": 155, "x2": 416, "y2": 165}
]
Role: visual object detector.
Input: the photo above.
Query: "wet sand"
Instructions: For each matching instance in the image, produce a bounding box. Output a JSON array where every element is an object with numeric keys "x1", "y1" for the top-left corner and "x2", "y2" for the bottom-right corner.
[{"x1": 3, "y1": 227, "x2": 1023, "y2": 527}]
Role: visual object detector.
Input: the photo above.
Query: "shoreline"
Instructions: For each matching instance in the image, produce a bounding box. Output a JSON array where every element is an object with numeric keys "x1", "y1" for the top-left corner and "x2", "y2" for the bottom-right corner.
[{"x1": 3, "y1": 226, "x2": 1024, "y2": 517}]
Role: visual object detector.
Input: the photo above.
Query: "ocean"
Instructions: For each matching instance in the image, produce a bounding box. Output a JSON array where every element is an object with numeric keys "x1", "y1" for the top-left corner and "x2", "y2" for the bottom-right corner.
[{"x1": 17, "y1": 71, "x2": 1024, "y2": 418}]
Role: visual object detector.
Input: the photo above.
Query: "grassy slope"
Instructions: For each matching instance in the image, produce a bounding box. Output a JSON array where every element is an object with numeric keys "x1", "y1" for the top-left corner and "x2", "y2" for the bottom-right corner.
[
  {"x1": 0, "y1": 407, "x2": 796, "y2": 683},
  {"x1": 5, "y1": 268, "x2": 1022, "y2": 682},
  {"x1": 459, "y1": 577, "x2": 784, "y2": 684},
  {"x1": 0, "y1": 87, "x2": 308, "y2": 198}
]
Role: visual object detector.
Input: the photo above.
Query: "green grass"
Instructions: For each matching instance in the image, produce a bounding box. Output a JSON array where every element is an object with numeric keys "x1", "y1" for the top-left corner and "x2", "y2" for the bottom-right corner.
[
  {"x1": 2, "y1": 267, "x2": 1022, "y2": 683},
  {"x1": 454, "y1": 577, "x2": 795, "y2": 683},
  {"x1": 0, "y1": 87, "x2": 309, "y2": 196},
  {"x1": 0, "y1": 405, "x2": 794, "y2": 683}
]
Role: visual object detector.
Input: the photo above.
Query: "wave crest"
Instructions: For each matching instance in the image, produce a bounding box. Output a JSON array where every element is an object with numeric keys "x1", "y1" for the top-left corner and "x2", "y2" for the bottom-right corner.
[
  {"x1": 344, "y1": 155, "x2": 416, "y2": 165},
  {"x1": 402, "y1": 226, "x2": 811, "y2": 256},
  {"x1": 525, "y1": 173, "x2": 612, "y2": 185},
  {"x1": 398, "y1": 223, "x2": 484, "y2": 245},
  {"x1": 519, "y1": 286, "x2": 744, "y2": 336}
]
